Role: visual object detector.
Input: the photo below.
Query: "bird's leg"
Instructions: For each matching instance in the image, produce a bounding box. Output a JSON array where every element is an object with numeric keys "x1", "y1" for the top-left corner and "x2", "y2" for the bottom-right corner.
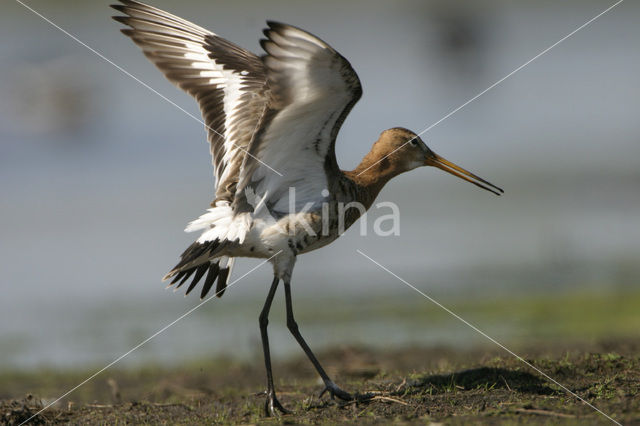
[
  {"x1": 283, "y1": 280, "x2": 354, "y2": 402},
  {"x1": 259, "y1": 276, "x2": 290, "y2": 416}
]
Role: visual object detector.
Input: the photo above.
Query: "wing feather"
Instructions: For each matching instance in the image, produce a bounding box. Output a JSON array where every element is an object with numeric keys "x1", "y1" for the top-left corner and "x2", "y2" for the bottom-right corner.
[
  {"x1": 235, "y1": 22, "x2": 362, "y2": 214},
  {"x1": 112, "y1": 0, "x2": 268, "y2": 204},
  {"x1": 114, "y1": 4, "x2": 363, "y2": 298}
]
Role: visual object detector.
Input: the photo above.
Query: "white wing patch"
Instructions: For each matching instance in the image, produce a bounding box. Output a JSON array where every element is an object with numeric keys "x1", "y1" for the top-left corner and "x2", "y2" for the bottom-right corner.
[
  {"x1": 236, "y1": 22, "x2": 362, "y2": 215},
  {"x1": 188, "y1": 208, "x2": 251, "y2": 245},
  {"x1": 114, "y1": 3, "x2": 364, "y2": 297},
  {"x1": 113, "y1": 0, "x2": 268, "y2": 204}
]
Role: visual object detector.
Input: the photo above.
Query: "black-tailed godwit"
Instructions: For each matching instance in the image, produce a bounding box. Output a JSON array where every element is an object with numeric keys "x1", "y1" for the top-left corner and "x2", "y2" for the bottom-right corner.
[{"x1": 112, "y1": 0, "x2": 503, "y2": 415}]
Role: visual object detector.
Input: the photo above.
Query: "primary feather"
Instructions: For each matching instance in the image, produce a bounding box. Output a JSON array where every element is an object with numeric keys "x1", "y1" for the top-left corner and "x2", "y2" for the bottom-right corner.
[{"x1": 112, "y1": 1, "x2": 362, "y2": 298}]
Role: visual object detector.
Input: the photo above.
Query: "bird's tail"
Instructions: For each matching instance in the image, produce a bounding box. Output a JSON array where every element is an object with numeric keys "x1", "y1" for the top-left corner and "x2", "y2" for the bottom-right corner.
[{"x1": 163, "y1": 239, "x2": 235, "y2": 298}]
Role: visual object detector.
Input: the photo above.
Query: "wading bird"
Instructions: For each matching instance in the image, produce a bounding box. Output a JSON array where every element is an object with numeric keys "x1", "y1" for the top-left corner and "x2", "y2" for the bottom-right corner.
[{"x1": 112, "y1": 0, "x2": 503, "y2": 415}]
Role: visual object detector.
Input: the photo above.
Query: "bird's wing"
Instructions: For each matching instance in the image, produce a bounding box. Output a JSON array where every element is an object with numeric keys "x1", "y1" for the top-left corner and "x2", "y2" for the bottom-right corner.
[
  {"x1": 112, "y1": 0, "x2": 268, "y2": 205},
  {"x1": 233, "y1": 21, "x2": 362, "y2": 215}
]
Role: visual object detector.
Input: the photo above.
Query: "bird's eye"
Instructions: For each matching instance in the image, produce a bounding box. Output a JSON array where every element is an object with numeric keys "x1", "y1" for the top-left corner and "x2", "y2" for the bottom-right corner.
[{"x1": 409, "y1": 138, "x2": 418, "y2": 146}]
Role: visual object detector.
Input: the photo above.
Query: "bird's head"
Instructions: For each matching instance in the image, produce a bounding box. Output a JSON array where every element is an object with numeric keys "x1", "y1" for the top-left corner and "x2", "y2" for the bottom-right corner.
[{"x1": 374, "y1": 127, "x2": 503, "y2": 195}]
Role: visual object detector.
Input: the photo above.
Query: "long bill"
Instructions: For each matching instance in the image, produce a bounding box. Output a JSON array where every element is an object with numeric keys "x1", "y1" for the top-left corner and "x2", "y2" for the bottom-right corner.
[{"x1": 425, "y1": 152, "x2": 504, "y2": 196}]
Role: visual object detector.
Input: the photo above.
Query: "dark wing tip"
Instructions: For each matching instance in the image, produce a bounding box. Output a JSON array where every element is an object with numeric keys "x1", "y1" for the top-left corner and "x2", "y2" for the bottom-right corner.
[
  {"x1": 262, "y1": 23, "x2": 281, "y2": 40},
  {"x1": 265, "y1": 20, "x2": 314, "y2": 35},
  {"x1": 169, "y1": 270, "x2": 186, "y2": 284},
  {"x1": 215, "y1": 267, "x2": 231, "y2": 298},
  {"x1": 265, "y1": 20, "x2": 285, "y2": 29},
  {"x1": 110, "y1": 0, "x2": 138, "y2": 13},
  {"x1": 258, "y1": 38, "x2": 270, "y2": 51},
  {"x1": 111, "y1": 0, "x2": 159, "y2": 18},
  {"x1": 263, "y1": 21, "x2": 306, "y2": 38},
  {"x1": 176, "y1": 269, "x2": 195, "y2": 288},
  {"x1": 200, "y1": 263, "x2": 220, "y2": 299},
  {"x1": 162, "y1": 270, "x2": 174, "y2": 282},
  {"x1": 115, "y1": 0, "x2": 138, "y2": 6},
  {"x1": 185, "y1": 263, "x2": 209, "y2": 296},
  {"x1": 112, "y1": 15, "x2": 131, "y2": 26}
]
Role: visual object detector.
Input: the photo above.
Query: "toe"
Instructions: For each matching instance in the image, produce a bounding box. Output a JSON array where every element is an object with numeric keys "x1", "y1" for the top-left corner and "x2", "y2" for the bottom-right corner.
[
  {"x1": 320, "y1": 382, "x2": 353, "y2": 401},
  {"x1": 264, "y1": 392, "x2": 291, "y2": 416}
]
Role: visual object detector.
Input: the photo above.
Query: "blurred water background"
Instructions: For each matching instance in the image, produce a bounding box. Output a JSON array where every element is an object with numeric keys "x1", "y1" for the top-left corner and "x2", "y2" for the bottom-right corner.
[{"x1": 1, "y1": 0, "x2": 639, "y2": 370}]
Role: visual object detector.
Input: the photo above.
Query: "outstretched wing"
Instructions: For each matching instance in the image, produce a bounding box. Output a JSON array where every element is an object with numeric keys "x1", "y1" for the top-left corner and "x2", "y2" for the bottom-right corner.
[
  {"x1": 234, "y1": 22, "x2": 362, "y2": 214},
  {"x1": 112, "y1": 0, "x2": 268, "y2": 204}
]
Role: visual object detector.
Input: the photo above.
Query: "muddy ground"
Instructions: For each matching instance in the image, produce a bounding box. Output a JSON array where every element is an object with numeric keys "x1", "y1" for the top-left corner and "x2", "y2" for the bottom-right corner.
[{"x1": 2, "y1": 338, "x2": 638, "y2": 424}]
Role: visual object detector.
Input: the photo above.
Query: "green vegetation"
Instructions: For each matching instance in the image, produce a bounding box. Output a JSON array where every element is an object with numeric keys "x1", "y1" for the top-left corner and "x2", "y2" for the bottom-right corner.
[
  {"x1": 2, "y1": 342, "x2": 639, "y2": 424},
  {"x1": 2, "y1": 289, "x2": 639, "y2": 424}
]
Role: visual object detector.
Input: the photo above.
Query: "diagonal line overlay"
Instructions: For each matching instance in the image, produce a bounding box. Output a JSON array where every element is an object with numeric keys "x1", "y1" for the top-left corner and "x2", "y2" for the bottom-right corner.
[
  {"x1": 357, "y1": 249, "x2": 622, "y2": 425},
  {"x1": 14, "y1": 0, "x2": 283, "y2": 177},
  {"x1": 357, "y1": 0, "x2": 625, "y2": 177},
  {"x1": 19, "y1": 251, "x2": 282, "y2": 426}
]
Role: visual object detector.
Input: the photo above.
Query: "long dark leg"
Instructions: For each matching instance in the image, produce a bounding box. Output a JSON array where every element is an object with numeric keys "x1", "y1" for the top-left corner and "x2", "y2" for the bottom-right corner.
[
  {"x1": 283, "y1": 280, "x2": 353, "y2": 401},
  {"x1": 260, "y1": 276, "x2": 290, "y2": 416}
]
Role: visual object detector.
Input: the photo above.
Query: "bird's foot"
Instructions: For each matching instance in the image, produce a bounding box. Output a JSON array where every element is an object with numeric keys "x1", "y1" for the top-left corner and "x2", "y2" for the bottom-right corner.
[
  {"x1": 319, "y1": 381, "x2": 354, "y2": 401},
  {"x1": 264, "y1": 390, "x2": 291, "y2": 417}
]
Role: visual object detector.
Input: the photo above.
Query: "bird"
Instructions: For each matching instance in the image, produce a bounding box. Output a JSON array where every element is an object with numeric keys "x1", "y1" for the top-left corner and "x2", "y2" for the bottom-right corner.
[{"x1": 112, "y1": 0, "x2": 503, "y2": 416}]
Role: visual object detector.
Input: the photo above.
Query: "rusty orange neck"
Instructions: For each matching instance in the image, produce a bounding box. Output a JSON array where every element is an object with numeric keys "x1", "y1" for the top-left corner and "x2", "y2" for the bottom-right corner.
[{"x1": 343, "y1": 149, "x2": 404, "y2": 209}]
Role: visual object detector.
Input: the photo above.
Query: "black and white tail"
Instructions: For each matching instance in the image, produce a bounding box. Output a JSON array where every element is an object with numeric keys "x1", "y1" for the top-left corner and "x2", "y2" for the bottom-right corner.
[{"x1": 163, "y1": 239, "x2": 235, "y2": 299}]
